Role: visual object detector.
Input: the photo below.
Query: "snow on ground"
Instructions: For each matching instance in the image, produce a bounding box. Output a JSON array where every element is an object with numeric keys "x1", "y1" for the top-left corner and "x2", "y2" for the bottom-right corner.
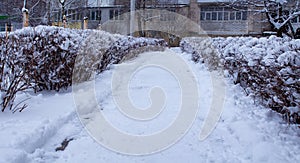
[{"x1": 0, "y1": 48, "x2": 299, "y2": 163}]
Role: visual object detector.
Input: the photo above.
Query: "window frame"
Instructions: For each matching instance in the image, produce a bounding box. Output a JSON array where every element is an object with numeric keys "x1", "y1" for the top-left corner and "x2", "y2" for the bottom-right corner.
[{"x1": 200, "y1": 6, "x2": 248, "y2": 22}]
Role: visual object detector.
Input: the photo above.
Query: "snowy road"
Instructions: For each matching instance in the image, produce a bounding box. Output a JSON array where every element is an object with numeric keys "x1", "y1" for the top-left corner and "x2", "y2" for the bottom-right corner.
[{"x1": 0, "y1": 49, "x2": 299, "y2": 163}]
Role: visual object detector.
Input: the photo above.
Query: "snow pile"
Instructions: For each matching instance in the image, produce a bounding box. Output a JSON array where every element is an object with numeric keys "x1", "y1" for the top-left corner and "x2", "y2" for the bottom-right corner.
[
  {"x1": 181, "y1": 36, "x2": 300, "y2": 124},
  {"x1": 0, "y1": 25, "x2": 167, "y2": 112}
]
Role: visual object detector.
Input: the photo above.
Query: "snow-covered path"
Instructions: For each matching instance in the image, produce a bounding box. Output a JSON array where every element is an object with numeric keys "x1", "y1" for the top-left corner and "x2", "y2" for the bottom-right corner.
[{"x1": 0, "y1": 49, "x2": 299, "y2": 163}]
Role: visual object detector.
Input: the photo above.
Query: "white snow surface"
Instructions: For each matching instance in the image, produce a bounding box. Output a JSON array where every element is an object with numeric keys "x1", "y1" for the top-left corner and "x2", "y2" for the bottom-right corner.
[{"x1": 0, "y1": 48, "x2": 299, "y2": 163}]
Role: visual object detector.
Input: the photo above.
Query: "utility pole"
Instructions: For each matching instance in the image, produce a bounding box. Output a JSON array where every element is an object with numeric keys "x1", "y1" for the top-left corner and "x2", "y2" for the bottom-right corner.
[
  {"x1": 22, "y1": 0, "x2": 29, "y2": 28},
  {"x1": 130, "y1": 0, "x2": 135, "y2": 36},
  {"x1": 59, "y1": 0, "x2": 66, "y2": 24},
  {"x1": 83, "y1": 0, "x2": 89, "y2": 29},
  {"x1": 47, "y1": 0, "x2": 52, "y2": 25},
  {"x1": 142, "y1": 0, "x2": 146, "y2": 37}
]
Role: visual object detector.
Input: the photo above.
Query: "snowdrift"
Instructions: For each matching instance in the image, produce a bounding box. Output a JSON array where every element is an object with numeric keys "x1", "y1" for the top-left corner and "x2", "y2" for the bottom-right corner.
[{"x1": 181, "y1": 36, "x2": 300, "y2": 124}]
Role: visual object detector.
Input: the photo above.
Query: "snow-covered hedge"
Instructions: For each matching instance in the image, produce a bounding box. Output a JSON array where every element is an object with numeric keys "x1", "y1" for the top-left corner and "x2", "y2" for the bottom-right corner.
[
  {"x1": 0, "y1": 26, "x2": 167, "y2": 112},
  {"x1": 180, "y1": 37, "x2": 220, "y2": 70},
  {"x1": 105, "y1": 37, "x2": 168, "y2": 65},
  {"x1": 73, "y1": 35, "x2": 168, "y2": 83},
  {"x1": 181, "y1": 36, "x2": 300, "y2": 124}
]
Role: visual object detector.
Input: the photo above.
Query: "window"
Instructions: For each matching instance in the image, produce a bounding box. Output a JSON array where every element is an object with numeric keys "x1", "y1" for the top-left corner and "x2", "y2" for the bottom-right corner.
[
  {"x1": 77, "y1": 12, "x2": 82, "y2": 20},
  {"x1": 224, "y1": 12, "x2": 228, "y2": 20},
  {"x1": 242, "y1": 11, "x2": 247, "y2": 20},
  {"x1": 200, "y1": 6, "x2": 248, "y2": 22},
  {"x1": 90, "y1": 11, "x2": 96, "y2": 20},
  {"x1": 90, "y1": 10, "x2": 101, "y2": 21},
  {"x1": 110, "y1": 9, "x2": 122, "y2": 20},
  {"x1": 212, "y1": 12, "x2": 217, "y2": 20},
  {"x1": 109, "y1": 10, "x2": 114, "y2": 19},
  {"x1": 115, "y1": 10, "x2": 120, "y2": 19},
  {"x1": 236, "y1": 12, "x2": 242, "y2": 20},
  {"x1": 230, "y1": 12, "x2": 235, "y2": 20},
  {"x1": 206, "y1": 13, "x2": 211, "y2": 20},
  {"x1": 96, "y1": 10, "x2": 101, "y2": 20},
  {"x1": 200, "y1": 12, "x2": 205, "y2": 20},
  {"x1": 71, "y1": 10, "x2": 76, "y2": 20},
  {"x1": 218, "y1": 12, "x2": 223, "y2": 20}
]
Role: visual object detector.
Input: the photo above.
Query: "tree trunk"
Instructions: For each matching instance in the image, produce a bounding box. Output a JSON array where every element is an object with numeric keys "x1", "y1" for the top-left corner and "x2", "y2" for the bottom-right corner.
[{"x1": 277, "y1": 27, "x2": 283, "y2": 37}]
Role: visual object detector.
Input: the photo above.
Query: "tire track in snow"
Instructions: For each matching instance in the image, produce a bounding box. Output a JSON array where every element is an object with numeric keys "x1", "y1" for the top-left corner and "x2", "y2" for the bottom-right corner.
[{"x1": 12, "y1": 111, "x2": 77, "y2": 159}]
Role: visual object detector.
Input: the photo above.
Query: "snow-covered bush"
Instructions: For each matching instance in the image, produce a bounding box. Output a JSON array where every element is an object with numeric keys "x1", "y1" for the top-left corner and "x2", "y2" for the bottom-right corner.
[
  {"x1": 0, "y1": 26, "x2": 92, "y2": 112},
  {"x1": 0, "y1": 25, "x2": 167, "y2": 112},
  {"x1": 180, "y1": 37, "x2": 220, "y2": 70},
  {"x1": 61, "y1": 29, "x2": 124, "y2": 84},
  {"x1": 103, "y1": 36, "x2": 168, "y2": 69},
  {"x1": 181, "y1": 36, "x2": 300, "y2": 124},
  {"x1": 0, "y1": 34, "x2": 30, "y2": 112},
  {"x1": 73, "y1": 34, "x2": 167, "y2": 83},
  {"x1": 19, "y1": 26, "x2": 92, "y2": 92}
]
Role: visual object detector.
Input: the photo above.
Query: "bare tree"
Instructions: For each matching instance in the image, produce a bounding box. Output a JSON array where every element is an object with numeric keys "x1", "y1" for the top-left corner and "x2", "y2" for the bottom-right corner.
[
  {"x1": 28, "y1": 0, "x2": 47, "y2": 25},
  {"x1": 224, "y1": 0, "x2": 300, "y2": 38},
  {"x1": 263, "y1": 0, "x2": 300, "y2": 37},
  {"x1": 0, "y1": 0, "x2": 49, "y2": 26}
]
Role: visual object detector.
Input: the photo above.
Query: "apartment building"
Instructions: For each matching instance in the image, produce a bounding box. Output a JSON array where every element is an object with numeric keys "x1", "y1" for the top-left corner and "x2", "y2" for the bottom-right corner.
[{"x1": 1, "y1": 0, "x2": 299, "y2": 37}]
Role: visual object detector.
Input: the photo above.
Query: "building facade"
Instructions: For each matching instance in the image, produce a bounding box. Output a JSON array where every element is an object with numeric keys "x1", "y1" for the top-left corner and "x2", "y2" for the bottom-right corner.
[
  {"x1": 198, "y1": 2, "x2": 267, "y2": 36},
  {"x1": 56, "y1": 0, "x2": 299, "y2": 37},
  {"x1": 1, "y1": 0, "x2": 299, "y2": 37}
]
